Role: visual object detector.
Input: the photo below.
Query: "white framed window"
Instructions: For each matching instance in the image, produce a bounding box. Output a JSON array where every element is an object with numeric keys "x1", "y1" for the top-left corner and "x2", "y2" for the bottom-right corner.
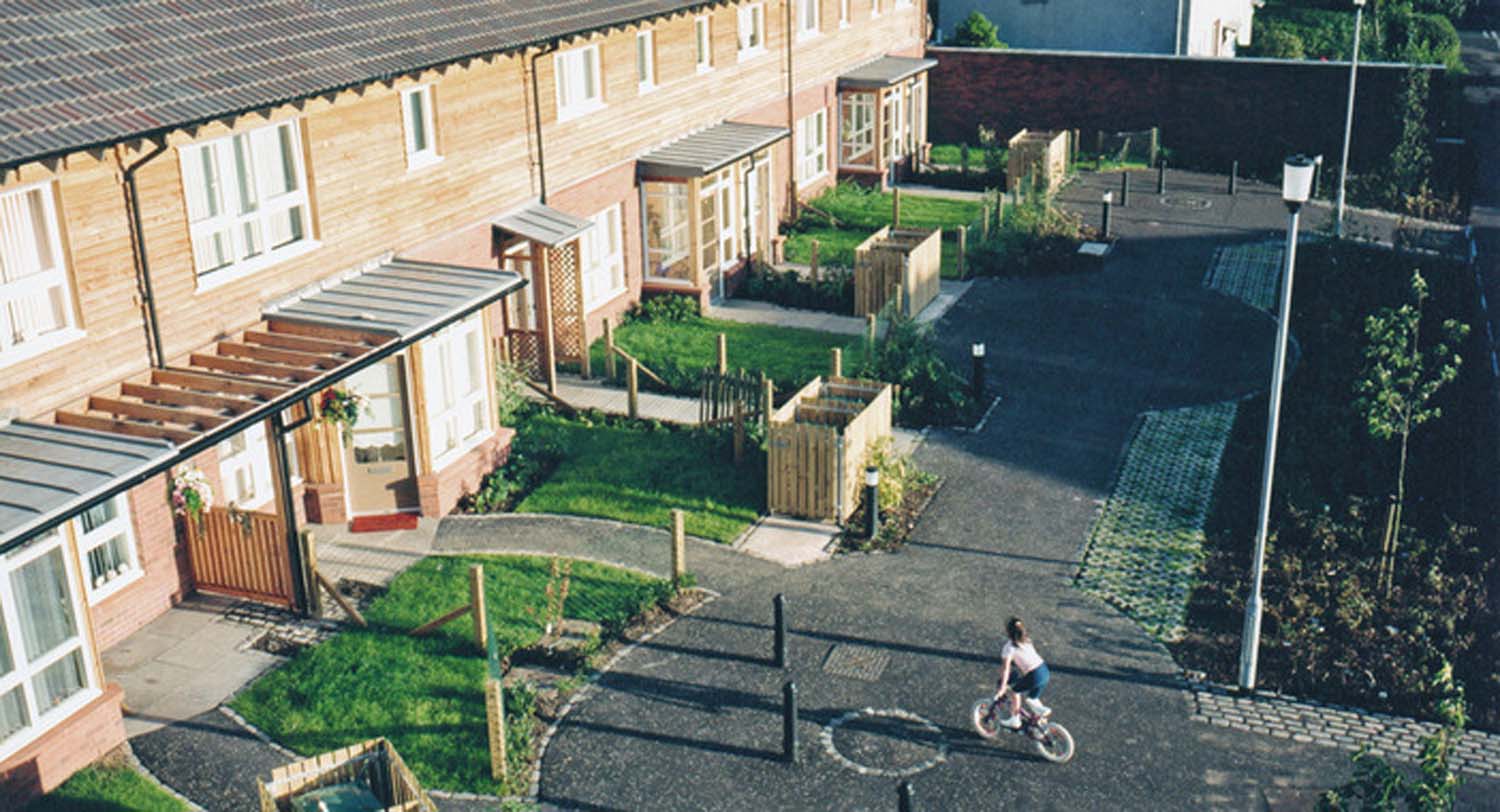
[
  {"x1": 839, "y1": 0, "x2": 850, "y2": 26},
  {"x1": 840, "y1": 92, "x2": 876, "y2": 166},
  {"x1": 644, "y1": 182, "x2": 691, "y2": 280},
  {"x1": 694, "y1": 16, "x2": 713, "y2": 72},
  {"x1": 0, "y1": 182, "x2": 80, "y2": 367},
  {"x1": 73, "y1": 495, "x2": 140, "y2": 604},
  {"x1": 871, "y1": 0, "x2": 882, "y2": 16},
  {"x1": 737, "y1": 4, "x2": 766, "y2": 57},
  {"x1": 555, "y1": 45, "x2": 604, "y2": 121},
  {"x1": 218, "y1": 423, "x2": 274, "y2": 511},
  {"x1": 401, "y1": 85, "x2": 440, "y2": 170},
  {"x1": 581, "y1": 204, "x2": 625, "y2": 309},
  {"x1": 636, "y1": 30, "x2": 657, "y2": 90},
  {"x1": 895, "y1": 0, "x2": 911, "y2": 7},
  {"x1": 179, "y1": 120, "x2": 311, "y2": 289},
  {"x1": 422, "y1": 314, "x2": 490, "y2": 467},
  {"x1": 798, "y1": 0, "x2": 821, "y2": 37},
  {"x1": 796, "y1": 109, "x2": 828, "y2": 186},
  {"x1": 0, "y1": 529, "x2": 98, "y2": 763}
]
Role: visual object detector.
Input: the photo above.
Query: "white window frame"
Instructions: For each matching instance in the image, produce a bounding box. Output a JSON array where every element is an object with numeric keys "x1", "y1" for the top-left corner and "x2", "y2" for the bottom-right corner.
[
  {"x1": 895, "y1": 0, "x2": 911, "y2": 7},
  {"x1": 218, "y1": 422, "x2": 274, "y2": 511},
  {"x1": 796, "y1": 109, "x2": 828, "y2": 187},
  {"x1": 0, "y1": 530, "x2": 99, "y2": 764},
  {"x1": 179, "y1": 120, "x2": 314, "y2": 292},
  {"x1": 581, "y1": 204, "x2": 626, "y2": 310},
  {"x1": 422, "y1": 315, "x2": 492, "y2": 468},
  {"x1": 694, "y1": 16, "x2": 713, "y2": 72},
  {"x1": 871, "y1": 0, "x2": 882, "y2": 16},
  {"x1": 72, "y1": 495, "x2": 141, "y2": 605},
  {"x1": 401, "y1": 85, "x2": 441, "y2": 170},
  {"x1": 737, "y1": 4, "x2": 766, "y2": 58},
  {"x1": 554, "y1": 44, "x2": 604, "y2": 122},
  {"x1": 797, "y1": 0, "x2": 821, "y2": 38},
  {"x1": 636, "y1": 30, "x2": 657, "y2": 91},
  {"x1": 839, "y1": 0, "x2": 850, "y2": 27},
  {"x1": 644, "y1": 182, "x2": 691, "y2": 278},
  {"x1": 840, "y1": 92, "x2": 876, "y2": 166},
  {"x1": 0, "y1": 181, "x2": 82, "y2": 369}
]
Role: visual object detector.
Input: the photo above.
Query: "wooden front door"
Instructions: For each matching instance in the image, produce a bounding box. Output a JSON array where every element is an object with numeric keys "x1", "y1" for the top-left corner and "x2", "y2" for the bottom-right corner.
[{"x1": 343, "y1": 357, "x2": 418, "y2": 515}]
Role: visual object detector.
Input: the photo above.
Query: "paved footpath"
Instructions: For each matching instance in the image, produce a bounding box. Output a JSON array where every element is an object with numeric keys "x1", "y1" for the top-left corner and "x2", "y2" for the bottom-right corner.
[{"x1": 533, "y1": 174, "x2": 1500, "y2": 811}]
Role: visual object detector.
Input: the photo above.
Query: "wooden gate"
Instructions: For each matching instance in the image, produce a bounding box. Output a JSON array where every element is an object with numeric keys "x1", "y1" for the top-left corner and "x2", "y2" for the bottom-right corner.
[{"x1": 184, "y1": 507, "x2": 296, "y2": 608}]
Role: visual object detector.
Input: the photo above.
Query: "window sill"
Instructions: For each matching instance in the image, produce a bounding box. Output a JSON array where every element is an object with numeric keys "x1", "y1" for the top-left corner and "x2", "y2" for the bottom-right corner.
[
  {"x1": 431, "y1": 428, "x2": 493, "y2": 471},
  {"x1": 405, "y1": 152, "x2": 445, "y2": 174},
  {"x1": 696, "y1": 64, "x2": 714, "y2": 75},
  {"x1": 585, "y1": 286, "x2": 629, "y2": 313},
  {"x1": 0, "y1": 327, "x2": 86, "y2": 371},
  {"x1": 556, "y1": 101, "x2": 607, "y2": 123},
  {"x1": 86, "y1": 567, "x2": 144, "y2": 606},
  {"x1": 797, "y1": 30, "x2": 822, "y2": 42},
  {"x1": 638, "y1": 82, "x2": 658, "y2": 95},
  {"x1": 737, "y1": 47, "x2": 768, "y2": 62},
  {"x1": 195, "y1": 240, "x2": 323, "y2": 294}
]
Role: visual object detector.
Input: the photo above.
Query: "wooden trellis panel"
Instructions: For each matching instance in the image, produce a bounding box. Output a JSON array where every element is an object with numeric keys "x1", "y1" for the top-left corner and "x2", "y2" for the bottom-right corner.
[
  {"x1": 548, "y1": 242, "x2": 584, "y2": 363},
  {"x1": 505, "y1": 330, "x2": 546, "y2": 382}
]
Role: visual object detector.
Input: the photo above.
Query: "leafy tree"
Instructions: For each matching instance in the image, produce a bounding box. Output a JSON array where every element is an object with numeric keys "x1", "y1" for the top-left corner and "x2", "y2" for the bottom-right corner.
[
  {"x1": 1353, "y1": 270, "x2": 1468, "y2": 593},
  {"x1": 951, "y1": 10, "x2": 1004, "y2": 48},
  {"x1": 1251, "y1": 26, "x2": 1308, "y2": 59},
  {"x1": 1318, "y1": 661, "x2": 1466, "y2": 811}
]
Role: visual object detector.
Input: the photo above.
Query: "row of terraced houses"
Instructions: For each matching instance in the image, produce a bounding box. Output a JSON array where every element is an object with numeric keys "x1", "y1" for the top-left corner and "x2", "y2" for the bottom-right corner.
[{"x1": 0, "y1": 0, "x2": 932, "y2": 801}]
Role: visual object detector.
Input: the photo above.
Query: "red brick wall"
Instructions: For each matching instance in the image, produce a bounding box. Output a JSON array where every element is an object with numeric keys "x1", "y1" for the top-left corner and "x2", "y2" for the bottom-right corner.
[
  {"x1": 0, "y1": 684, "x2": 125, "y2": 806},
  {"x1": 926, "y1": 47, "x2": 1448, "y2": 176},
  {"x1": 89, "y1": 476, "x2": 185, "y2": 652},
  {"x1": 549, "y1": 162, "x2": 642, "y2": 351},
  {"x1": 416, "y1": 427, "x2": 516, "y2": 517}
]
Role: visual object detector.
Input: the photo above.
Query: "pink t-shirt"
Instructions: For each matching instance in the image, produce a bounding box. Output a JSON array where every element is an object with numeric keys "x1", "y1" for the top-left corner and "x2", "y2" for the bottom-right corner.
[{"x1": 1002, "y1": 640, "x2": 1043, "y2": 675}]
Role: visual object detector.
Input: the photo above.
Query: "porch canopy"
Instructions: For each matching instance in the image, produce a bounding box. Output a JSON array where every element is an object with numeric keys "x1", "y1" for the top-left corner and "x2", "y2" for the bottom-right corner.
[
  {"x1": 3, "y1": 258, "x2": 524, "y2": 555},
  {"x1": 837, "y1": 55, "x2": 938, "y2": 91},
  {"x1": 493, "y1": 203, "x2": 592, "y2": 247},
  {"x1": 638, "y1": 121, "x2": 789, "y2": 179},
  {"x1": 0, "y1": 421, "x2": 175, "y2": 550}
]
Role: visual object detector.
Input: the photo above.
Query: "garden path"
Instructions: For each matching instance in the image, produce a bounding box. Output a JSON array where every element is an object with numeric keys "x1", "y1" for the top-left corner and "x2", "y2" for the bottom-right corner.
[{"x1": 545, "y1": 374, "x2": 703, "y2": 425}]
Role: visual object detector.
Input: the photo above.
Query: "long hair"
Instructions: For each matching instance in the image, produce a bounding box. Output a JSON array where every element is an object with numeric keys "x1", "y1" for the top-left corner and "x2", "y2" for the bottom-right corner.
[{"x1": 1006, "y1": 617, "x2": 1028, "y2": 645}]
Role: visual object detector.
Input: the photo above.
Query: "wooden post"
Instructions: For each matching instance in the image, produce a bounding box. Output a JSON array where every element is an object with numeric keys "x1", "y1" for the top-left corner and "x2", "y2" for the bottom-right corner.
[
  {"x1": 809, "y1": 239, "x2": 821, "y2": 282},
  {"x1": 892, "y1": 282, "x2": 904, "y2": 317},
  {"x1": 580, "y1": 327, "x2": 591, "y2": 380},
  {"x1": 865, "y1": 313, "x2": 877, "y2": 347},
  {"x1": 995, "y1": 194, "x2": 1005, "y2": 231},
  {"x1": 485, "y1": 677, "x2": 507, "y2": 781},
  {"x1": 762, "y1": 378, "x2": 774, "y2": 428},
  {"x1": 732, "y1": 401, "x2": 745, "y2": 465},
  {"x1": 717, "y1": 333, "x2": 728, "y2": 375},
  {"x1": 893, "y1": 187, "x2": 902, "y2": 226},
  {"x1": 671, "y1": 509, "x2": 686, "y2": 581},
  {"x1": 299, "y1": 531, "x2": 322, "y2": 619},
  {"x1": 960, "y1": 143, "x2": 970, "y2": 174},
  {"x1": 957, "y1": 225, "x2": 968, "y2": 280},
  {"x1": 830, "y1": 347, "x2": 842, "y2": 378},
  {"x1": 470, "y1": 564, "x2": 487, "y2": 652},
  {"x1": 604, "y1": 319, "x2": 617, "y2": 380},
  {"x1": 538, "y1": 248, "x2": 558, "y2": 395},
  {"x1": 980, "y1": 202, "x2": 991, "y2": 241},
  {"x1": 627, "y1": 358, "x2": 640, "y2": 419}
]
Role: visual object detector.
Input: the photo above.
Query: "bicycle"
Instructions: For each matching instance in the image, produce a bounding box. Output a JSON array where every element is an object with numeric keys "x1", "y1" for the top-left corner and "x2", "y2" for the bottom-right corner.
[{"x1": 971, "y1": 691, "x2": 1076, "y2": 764}]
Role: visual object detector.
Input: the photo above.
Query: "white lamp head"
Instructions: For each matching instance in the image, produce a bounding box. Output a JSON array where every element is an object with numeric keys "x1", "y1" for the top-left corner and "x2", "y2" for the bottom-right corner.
[
  {"x1": 1282, "y1": 154, "x2": 1316, "y2": 210},
  {"x1": 1353, "y1": 0, "x2": 1366, "y2": 7},
  {"x1": 1103, "y1": 191, "x2": 1114, "y2": 204}
]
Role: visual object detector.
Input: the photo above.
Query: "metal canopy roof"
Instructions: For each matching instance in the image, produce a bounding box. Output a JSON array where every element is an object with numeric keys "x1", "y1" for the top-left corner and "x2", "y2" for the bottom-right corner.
[
  {"x1": 638, "y1": 122, "x2": 789, "y2": 179},
  {"x1": 265, "y1": 259, "x2": 525, "y2": 338},
  {"x1": 494, "y1": 203, "x2": 593, "y2": 247},
  {"x1": 837, "y1": 56, "x2": 938, "y2": 90},
  {"x1": 0, "y1": 421, "x2": 174, "y2": 549}
]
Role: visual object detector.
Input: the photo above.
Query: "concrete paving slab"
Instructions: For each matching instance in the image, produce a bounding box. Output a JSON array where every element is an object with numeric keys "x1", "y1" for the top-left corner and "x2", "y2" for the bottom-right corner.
[
  {"x1": 914, "y1": 279, "x2": 972, "y2": 326},
  {"x1": 734, "y1": 516, "x2": 837, "y2": 567}
]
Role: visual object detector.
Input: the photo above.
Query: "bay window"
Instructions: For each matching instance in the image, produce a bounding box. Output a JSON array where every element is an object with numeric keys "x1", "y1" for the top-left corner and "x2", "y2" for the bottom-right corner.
[
  {"x1": 644, "y1": 182, "x2": 692, "y2": 282},
  {"x1": 0, "y1": 182, "x2": 78, "y2": 363},
  {"x1": 581, "y1": 204, "x2": 625, "y2": 309},
  {"x1": 840, "y1": 93, "x2": 876, "y2": 167},
  {"x1": 73, "y1": 495, "x2": 139, "y2": 603},
  {"x1": 180, "y1": 120, "x2": 311, "y2": 285},
  {"x1": 796, "y1": 109, "x2": 828, "y2": 186},
  {"x1": 422, "y1": 315, "x2": 490, "y2": 466}
]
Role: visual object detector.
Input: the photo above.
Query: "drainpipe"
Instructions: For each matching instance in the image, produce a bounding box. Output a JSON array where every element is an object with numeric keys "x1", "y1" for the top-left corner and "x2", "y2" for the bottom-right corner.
[
  {"x1": 529, "y1": 44, "x2": 559, "y2": 203},
  {"x1": 117, "y1": 142, "x2": 169, "y2": 368},
  {"x1": 786, "y1": 0, "x2": 798, "y2": 219},
  {"x1": 1174, "y1": 0, "x2": 1187, "y2": 56}
]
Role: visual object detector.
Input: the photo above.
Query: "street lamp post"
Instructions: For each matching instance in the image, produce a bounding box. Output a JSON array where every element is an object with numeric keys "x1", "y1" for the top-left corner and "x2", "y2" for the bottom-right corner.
[
  {"x1": 1238, "y1": 154, "x2": 1317, "y2": 692},
  {"x1": 1335, "y1": 0, "x2": 1367, "y2": 239}
]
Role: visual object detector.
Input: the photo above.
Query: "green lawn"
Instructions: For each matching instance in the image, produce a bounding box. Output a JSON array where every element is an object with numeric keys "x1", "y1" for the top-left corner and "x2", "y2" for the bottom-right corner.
[
  {"x1": 514, "y1": 410, "x2": 764, "y2": 543},
  {"x1": 1072, "y1": 156, "x2": 1150, "y2": 173},
  {"x1": 29, "y1": 764, "x2": 186, "y2": 812},
  {"x1": 928, "y1": 143, "x2": 1007, "y2": 168},
  {"x1": 589, "y1": 314, "x2": 862, "y2": 397},
  {"x1": 231, "y1": 554, "x2": 669, "y2": 796},
  {"x1": 784, "y1": 228, "x2": 963, "y2": 278},
  {"x1": 786, "y1": 184, "x2": 985, "y2": 279}
]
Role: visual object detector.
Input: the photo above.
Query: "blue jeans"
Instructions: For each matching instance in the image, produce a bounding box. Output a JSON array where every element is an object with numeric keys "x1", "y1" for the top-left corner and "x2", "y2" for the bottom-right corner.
[{"x1": 1011, "y1": 662, "x2": 1050, "y2": 700}]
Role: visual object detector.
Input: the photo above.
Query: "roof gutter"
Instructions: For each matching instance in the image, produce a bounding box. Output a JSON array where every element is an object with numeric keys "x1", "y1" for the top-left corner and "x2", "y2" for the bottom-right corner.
[{"x1": 116, "y1": 142, "x2": 169, "y2": 368}]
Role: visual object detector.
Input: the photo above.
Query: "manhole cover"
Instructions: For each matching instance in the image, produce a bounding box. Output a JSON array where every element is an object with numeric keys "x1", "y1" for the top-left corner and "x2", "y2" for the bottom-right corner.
[
  {"x1": 1161, "y1": 195, "x2": 1213, "y2": 210},
  {"x1": 822, "y1": 645, "x2": 891, "y2": 682},
  {"x1": 820, "y1": 708, "x2": 948, "y2": 777}
]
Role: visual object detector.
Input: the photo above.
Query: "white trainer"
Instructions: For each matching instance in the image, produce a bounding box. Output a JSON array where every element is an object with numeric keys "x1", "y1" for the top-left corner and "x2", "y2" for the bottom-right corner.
[
  {"x1": 1023, "y1": 697, "x2": 1051, "y2": 717},
  {"x1": 998, "y1": 713, "x2": 1022, "y2": 730}
]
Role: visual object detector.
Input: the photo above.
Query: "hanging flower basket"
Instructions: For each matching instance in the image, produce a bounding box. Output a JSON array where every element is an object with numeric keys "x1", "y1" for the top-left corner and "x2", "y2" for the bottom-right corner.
[
  {"x1": 318, "y1": 388, "x2": 367, "y2": 445},
  {"x1": 171, "y1": 468, "x2": 214, "y2": 527}
]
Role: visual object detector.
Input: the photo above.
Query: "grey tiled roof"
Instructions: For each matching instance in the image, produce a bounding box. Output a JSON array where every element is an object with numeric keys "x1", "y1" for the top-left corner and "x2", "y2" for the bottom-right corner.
[
  {"x1": 0, "y1": 0, "x2": 715, "y2": 169},
  {"x1": 638, "y1": 121, "x2": 789, "y2": 178},
  {"x1": 494, "y1": 202, "x2": 592, "y2": 246}
]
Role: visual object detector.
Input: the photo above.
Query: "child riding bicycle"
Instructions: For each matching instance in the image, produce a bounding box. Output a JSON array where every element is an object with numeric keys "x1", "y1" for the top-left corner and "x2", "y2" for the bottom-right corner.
[{"x1": 993, "y1": 617, "x2": 1051, "y2": 729}]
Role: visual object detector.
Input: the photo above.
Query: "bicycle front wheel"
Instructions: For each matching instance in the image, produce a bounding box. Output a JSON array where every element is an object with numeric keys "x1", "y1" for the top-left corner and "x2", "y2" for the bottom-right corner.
[
  {"x1": 1032, "y1": 721, "x2": 1075, "y2": 763},
  {"x1": 971, "y1": 699, "x2": 1000, "y2": 740}
]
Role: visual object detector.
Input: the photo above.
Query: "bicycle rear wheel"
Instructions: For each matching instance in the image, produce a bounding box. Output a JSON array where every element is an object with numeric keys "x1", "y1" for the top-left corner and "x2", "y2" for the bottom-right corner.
[
  {"x1": 971, "y1": 699, "x2": 1000, "y2": 740},
  {"x1": 1032, "y1": 721, "x2": 1075, "y2": 763}
]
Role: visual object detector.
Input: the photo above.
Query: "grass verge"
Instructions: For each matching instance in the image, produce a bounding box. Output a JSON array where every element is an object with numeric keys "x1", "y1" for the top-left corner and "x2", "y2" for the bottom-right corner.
[
  {"x1": 28, "y1": 762, "x2": 187, "y2": 812},
  {"x1": 785, "y1": 183, "x2": 986, "y2": 279},
  {"x1": 231, "y1": 554, "x2": 672, "y2": 796}
]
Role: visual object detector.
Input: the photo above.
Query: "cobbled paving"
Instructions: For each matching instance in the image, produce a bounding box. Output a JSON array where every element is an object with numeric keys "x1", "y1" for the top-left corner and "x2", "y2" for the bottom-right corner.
[{"x1": 1186, "y1": 680, "x2": 1500, "y2": 779}]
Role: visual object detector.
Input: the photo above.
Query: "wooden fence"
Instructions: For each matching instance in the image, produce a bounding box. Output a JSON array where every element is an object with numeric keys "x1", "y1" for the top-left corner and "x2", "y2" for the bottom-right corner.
[
  {"x1": 184, "y1": 506, "x2": 295, "y2": 608},
  {"x1": 699, "y1": 368, "x2": 764, "y2": 424},
  {"x1": 767, "y1": 377, "x2": 893, "y2": 522},
  {"x1": 259, "y1": 738, "x2": 435, "y2": 812},
  {"x1": 853, "y1": 227, "x2": 942, "y2": 318},
  {"x1": 1007, "y1": 129, "x2": 1070, "y2": 195}
]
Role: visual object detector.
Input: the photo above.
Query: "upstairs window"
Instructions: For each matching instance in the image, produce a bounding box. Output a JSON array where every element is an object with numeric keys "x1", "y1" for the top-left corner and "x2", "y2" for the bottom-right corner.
[
  {"x1": 555, "y1": 45, "x2": 603, "y2": 121},
  {"x1": 581, "y1": 204, "x2": 625, "y2": 309},
  {"x1": 695, "y1": 16, "x2": 713, "y2": 71},
  {"x1": 636, "y1": 30, "x2": 657, "y2": 90},
  {"x1": 798, "y1": 0, "x2": 820, "y2": 37},
  {"x1": 840, "y1": 0, "x2": 850, "y2": 26},
  {"x1": 796, "y1": 109, "x2": 828, "y2": 185},
  {"x1": 401, "y1": 85, "x2": 440, "y2": 169},
  {"x1": 179, "y1": 120, "x2": 311, "y2": 285},
  {"x1": 737, "y1": 5, "x2": 766, "y2": 57},
  {"x1": 73, "y1": 495, "x2": 139, "y2": 603},
  {"x1": 0, "y1": 182, "x2": 77, "y2": 362},
  {"x1": 872, "y1": 0, "x2": 882, "y2": 16}
]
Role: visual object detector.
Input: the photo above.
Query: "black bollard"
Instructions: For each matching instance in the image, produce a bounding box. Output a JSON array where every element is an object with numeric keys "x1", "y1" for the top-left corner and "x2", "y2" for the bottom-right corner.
[
  {"x1": 970, "y1": 343, "x2": 986, "y2": 400},
  {"x1": 1312, "y1": 155, "x2": 1324, "y2": 199},
  {"x1": 783, "y1": 681, "x2": 799, "y2": 765},
  {"x1": 1157, "y1": 158, "x2": 1167, "y2": 195},
  {"x1": 1101, "y1": 192, "x2": 1113, "y2": 239},
  {"x1": 864, "y1": 466, "x2": 881, "y2": 539},
  {"x1": 1228, "y1": 160, "x2": 1239, "y2": 196},
  {"x1": 773, "y1": 593, "x2": 788, "y2": 668},
  {"x1": 898, "y1": 780, "x2": 915, "y2": 812},
  {"x1": 1120, "y1": 171, "x2": 1130, "y2": 207}
]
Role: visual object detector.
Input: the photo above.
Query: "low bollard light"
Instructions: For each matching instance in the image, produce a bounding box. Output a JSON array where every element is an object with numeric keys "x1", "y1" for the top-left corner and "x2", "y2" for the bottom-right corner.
[
  {"x1": 970, "y1": 343, "x2": 986, "y2": 401},
  {"x1": 783, "y1": 681, "x2": 799, "y2": 765},
  {"x1": 864, "y1": 466, "x2": 881, "y2": 539},
  {"x1": 1101, "y1": 191, "x2": 1113, "y2": 239},
  {"x1": 898, "y1": 780, "x2": 915, "y2": 812}
]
